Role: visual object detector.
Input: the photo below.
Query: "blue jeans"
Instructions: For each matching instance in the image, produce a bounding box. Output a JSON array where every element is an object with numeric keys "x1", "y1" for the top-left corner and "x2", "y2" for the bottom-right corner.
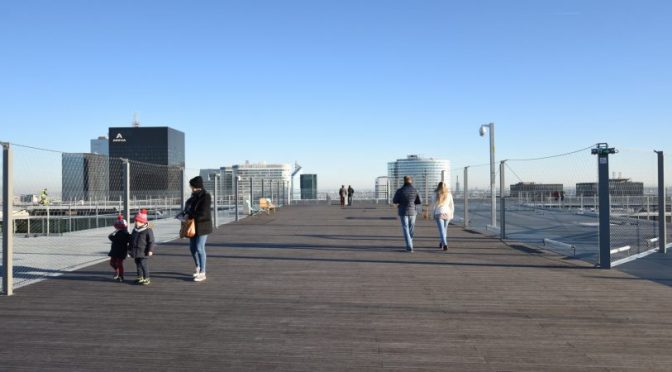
[
  {"x1": 399, "y1": 215, "x2": 416, "y2": 250},
  {"x1": 189, "y1": 235, "x2": 208, "y2": 273},
  {"x1": 435, "y1": 218, "x2": 449, "y2": 246}
]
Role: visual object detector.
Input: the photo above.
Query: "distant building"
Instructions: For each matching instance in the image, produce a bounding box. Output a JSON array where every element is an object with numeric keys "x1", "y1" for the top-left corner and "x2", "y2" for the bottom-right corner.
[
  {"x1": 198, "y1": 168, "x2": 220, "y2": 194},
  {"x1": 576, "y1": 179, "x2": 644, "y2": 197},
  {"x1": 375, "y1": 176, "x2": 390, "y2": 200},
  {"x1": 108, "y1": 126, "x2": 185, "y2": 198},
  {"x1": 20, "y1": 194, "x2": 39, "y2": 204},
  {"x1": 510, "y1": 182, "x2": 564, "y2": 199},
  {"x1": 387, "y1": 155, "x2": 450, "y2": 201},
  {"x1": 90, "y1": 136, "x2": 109, "y2": 155},
  {"x1": 196, "y1": 168, "x2": 234, "y2": 201},
  {"x1": 300, "y1": 174, "x2": 318, "y2": 200},
  {"x1": 232, "y1": 162, "x2": 292, "y2": 204},
  {"x1": 62, "y1": 153, "x2": 109, "y2": 201}
]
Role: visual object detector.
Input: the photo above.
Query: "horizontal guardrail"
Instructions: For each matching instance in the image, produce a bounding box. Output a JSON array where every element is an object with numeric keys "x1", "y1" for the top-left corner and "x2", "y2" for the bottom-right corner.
[
  {"x1": 610, "y1": 245, "x2": 631, "y2": 255},
  {"x1": 543, "y1": 238, "x2": 576, "y2": 256},
  {"x1": 646, "y1": 238, "x2": 659, "y2": 249},
  {"x1": 485, "y1": 224, "x2": 500, "y2": 234}
]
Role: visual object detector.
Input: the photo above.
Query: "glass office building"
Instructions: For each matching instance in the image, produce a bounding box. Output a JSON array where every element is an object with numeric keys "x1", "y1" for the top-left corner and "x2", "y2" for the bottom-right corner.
[
  {"x1": 387, "y1": 155, "x2": 451, "y2": 203},
  {"x1": 62, "y1": 153, "x2": 109, "y2": 201},
  {"x1": 90, "y1": 136, "x2": 109, "y2": 155},
  {"x1": 197, "y1": 167, "x2": 234, "y2": 202},
  {"x1": 108, "y1": 126, "x2": 185, "y2": 197},
  {"x1": 300, "y1": 174, "x2": 318, "y2": 200}
]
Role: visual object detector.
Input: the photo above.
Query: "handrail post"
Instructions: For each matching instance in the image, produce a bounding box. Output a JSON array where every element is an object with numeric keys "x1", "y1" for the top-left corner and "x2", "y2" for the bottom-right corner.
[
  {"x1": 656, "y1": 151, "x2": 667, "y2": 253},
  {"x1": 593, "y1": 144, "x2": 616, "y2": 269},
  {"x1": 464, "y1": 167, "x2": 469, "y2": 228},
  {"x1": 2, "y1": 142, "x2": 14, "y2": 295}
]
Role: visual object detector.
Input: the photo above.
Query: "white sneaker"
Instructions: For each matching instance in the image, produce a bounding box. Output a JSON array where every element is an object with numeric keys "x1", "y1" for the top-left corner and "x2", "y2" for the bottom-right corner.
[
  {"x1": 194, "y1": 273, "x2": 206, "y2": 282},
  {"x1": 192, "y1": 267, "x2": 200, "y2": 277}
]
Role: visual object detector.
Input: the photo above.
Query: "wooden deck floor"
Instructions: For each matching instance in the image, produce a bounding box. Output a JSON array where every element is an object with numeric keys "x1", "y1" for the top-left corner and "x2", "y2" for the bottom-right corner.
[{"x1": 2, "y1": 203, "x2": 672, "y2": 371}]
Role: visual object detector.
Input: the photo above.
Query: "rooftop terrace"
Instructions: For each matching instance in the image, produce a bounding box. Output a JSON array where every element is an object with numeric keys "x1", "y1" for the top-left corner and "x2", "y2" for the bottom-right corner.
[{"x1": 2, "y1": 202, "x2": 672, "y2": 370}]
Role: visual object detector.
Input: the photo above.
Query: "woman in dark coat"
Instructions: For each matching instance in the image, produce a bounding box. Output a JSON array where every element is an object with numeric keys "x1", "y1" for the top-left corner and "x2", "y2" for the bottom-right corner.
[{"x1": 184, "y1": 176, "x2": 213, "y2": 282}]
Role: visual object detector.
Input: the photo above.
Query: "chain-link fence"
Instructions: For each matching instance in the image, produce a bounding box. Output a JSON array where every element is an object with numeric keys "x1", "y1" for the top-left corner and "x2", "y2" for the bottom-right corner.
[
  {"x1": 503, "y1": 147, "x2": 599, "y2": 263},
  {"x1": 453, "y1": 144, "x2": 669, "y2": 267},
  {"x1": 607, "y1": 149, "x2": 660, "y2": 264},
  {"x1": 1, "y1": 146, "x2": 4, "y2": 289},
  {"x1": 1, "y1": 142, "x2": 269, "y2": 294},
  {"x1": 666, "y1": 153, "x2": 672, "y2": 249}
]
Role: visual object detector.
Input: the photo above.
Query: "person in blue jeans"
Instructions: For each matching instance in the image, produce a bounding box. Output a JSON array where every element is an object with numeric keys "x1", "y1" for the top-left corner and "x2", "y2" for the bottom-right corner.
[
  {"x1": 432, "y1": 182, "x2": 455, "y2": 251},
  {"x1": 392, "y1": 176, "x2": 422, "y2": 252},
  {"x1": 183, "y1": 176, "x2": 213, "y2": 282}
]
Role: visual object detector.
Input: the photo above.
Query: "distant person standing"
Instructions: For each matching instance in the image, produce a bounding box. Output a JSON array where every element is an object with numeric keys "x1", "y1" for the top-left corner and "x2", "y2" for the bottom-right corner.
[
  {"x1": 432, "y1": 182, "x2": 454, "y2": 251},
  {"x1": 339, "y1": 185, "x2": 347, "y2": 208},
  {"x1": 392, "y1": 176, "x2": 421, "y2": 252},
  {"x1": 347, "y1": 185, "x2": 355, "y2": 206}
]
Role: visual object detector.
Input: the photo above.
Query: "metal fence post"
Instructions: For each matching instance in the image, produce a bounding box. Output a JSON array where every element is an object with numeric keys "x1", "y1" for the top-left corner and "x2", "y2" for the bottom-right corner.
[
  {"x1": 179, "y1": 167, "x2": 185, "y2": 215},
  {"x1": 424, "y1": 170, "x2": 429, "y2": 210},
  {"x1": 122, "y1": 159, "x2": 131, "y2": 225},
  {"x1": 213, "y1": 173, "x2": 219, "y2": 228},
  {"x1": 593, "y1": 143, "x2": 616, "y2": 269},
  {"x1": 234, "y1": 175, "x2": 240, "y2": 221},
  {"x1": 656, "y1": 151, "x2": 666, "y2": 253},
  {"x1": 2, "y1": 142, "x2": 14, "y2": 295},
  {"x1": 386, "y1": 178, "x2": 391, "y2": 205},
  {"x1": 249, "y1": 177, "x2": 253, "y2": 212},
  {"x1": 500, "y1": 160, "x2": 506, "y2": 239},
  {"x1": 464, "y1": 166, "x2": 469, "y2": 228}
]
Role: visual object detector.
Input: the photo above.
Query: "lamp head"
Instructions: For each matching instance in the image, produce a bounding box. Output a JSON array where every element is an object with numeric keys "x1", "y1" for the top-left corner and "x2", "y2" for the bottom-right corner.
[{"x1": 479, "y1": 126, "x2": 487, "y2": 137}]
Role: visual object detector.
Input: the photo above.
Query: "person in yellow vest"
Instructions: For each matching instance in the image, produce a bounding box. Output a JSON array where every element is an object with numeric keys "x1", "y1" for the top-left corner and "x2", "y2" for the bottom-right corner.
[{"x1": 39, "y1": 188, "x2": 49, "y2": 206}]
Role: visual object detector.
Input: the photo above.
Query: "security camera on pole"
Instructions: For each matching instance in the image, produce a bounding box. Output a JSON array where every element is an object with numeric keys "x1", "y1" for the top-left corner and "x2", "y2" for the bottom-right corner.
[{"x1": 480, "y1": 123, "x2": 496, "y2": 227}]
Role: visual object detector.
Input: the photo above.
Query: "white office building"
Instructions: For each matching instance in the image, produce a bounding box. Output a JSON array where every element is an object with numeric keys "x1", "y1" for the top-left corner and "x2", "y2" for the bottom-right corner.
[
  {"x1": 233, "y1": 162, "x2": 292, "y2": 205},
  {"x1": 387, "y1": 155, "x2": 451, "y2": 203}
]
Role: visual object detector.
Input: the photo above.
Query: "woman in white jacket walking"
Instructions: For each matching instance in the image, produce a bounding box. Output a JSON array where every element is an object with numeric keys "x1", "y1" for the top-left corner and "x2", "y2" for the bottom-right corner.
[{"x1": 432, "y1": 182, "x2": 454, "y2": 251}]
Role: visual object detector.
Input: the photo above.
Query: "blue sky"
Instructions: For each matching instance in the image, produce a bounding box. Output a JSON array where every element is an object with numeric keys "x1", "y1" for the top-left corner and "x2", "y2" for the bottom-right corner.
[{"x1": 1, "y1": 0, "x2": 671, "y2": 190}]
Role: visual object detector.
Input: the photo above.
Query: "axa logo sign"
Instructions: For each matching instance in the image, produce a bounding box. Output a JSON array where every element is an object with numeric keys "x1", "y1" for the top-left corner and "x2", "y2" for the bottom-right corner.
[{"x1": 112, "y1": 133, "x2": 127, "y2": 143}]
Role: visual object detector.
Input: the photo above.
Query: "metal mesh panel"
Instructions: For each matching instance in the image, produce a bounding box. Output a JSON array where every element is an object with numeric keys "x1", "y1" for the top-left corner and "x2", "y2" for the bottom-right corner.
[
  {"x1": 463, "y1": 164, "x2": 494, "y2": 233},
  {"x1": 0, "y1": 147, "x2": 4, "y2": 293},
  {"x1": 8, "y1": 145, "x2": 115, "y2": 288},
  {"x1": 504, "y1": 147, "x2": 598, "y2": 263},
  {"x1": 2, "y1": 144, "x2": 234, "y2": 291},
  {"x1": 667, "y1": 154, "x2": 672, "y2": 249},
  {"x1": 607, "y1": 149, "x2": 661, "y2": 264}
]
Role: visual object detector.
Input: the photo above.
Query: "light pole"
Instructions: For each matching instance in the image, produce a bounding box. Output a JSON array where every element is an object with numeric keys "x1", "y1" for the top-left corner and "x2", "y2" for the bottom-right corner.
[{"x1": 480, "y1": 122, "x2": 496, "y2": 227}]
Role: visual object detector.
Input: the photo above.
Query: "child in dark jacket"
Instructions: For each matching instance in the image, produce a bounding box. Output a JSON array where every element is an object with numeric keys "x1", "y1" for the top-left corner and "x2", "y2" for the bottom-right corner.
[
  {"x1": 108, "y1": 215, "x2": 131, "y2": 282},
  {"x1": 129, "y1": 209, "x2": 156, "y2": 285}
]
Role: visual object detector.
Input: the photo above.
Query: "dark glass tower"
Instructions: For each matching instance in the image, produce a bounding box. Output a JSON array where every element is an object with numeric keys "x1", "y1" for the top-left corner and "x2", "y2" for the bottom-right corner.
[
  {"x1": 108, "y1": 126, "x2": 185, "y2": 197},
  {"x1": 300, "y1": 174, "x2": 317, "y2": 200}
]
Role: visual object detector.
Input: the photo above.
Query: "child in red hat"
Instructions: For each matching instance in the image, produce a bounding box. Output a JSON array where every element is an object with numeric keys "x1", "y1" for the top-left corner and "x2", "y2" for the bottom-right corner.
[
  {"x1": 108, "y1": 215, "x2": 131, "y2": 282},
  {"x1": 129, "y1": 209, "x2": 155, "y2": 285}
]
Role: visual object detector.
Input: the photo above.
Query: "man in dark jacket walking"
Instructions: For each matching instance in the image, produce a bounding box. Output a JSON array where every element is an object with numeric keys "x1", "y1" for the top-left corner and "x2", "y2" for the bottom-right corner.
[
  {"x1": 347, "y1": 185, "x2": 354, "y2": 206},
  {"x1": 392, "y1": 176, "x2": 422, "y2": 252}
]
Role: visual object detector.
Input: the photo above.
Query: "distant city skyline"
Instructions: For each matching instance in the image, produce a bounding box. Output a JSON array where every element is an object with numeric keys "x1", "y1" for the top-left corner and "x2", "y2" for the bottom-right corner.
[{"x1": 2, "y1": 1, "x2": 671, "y2": 190}]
